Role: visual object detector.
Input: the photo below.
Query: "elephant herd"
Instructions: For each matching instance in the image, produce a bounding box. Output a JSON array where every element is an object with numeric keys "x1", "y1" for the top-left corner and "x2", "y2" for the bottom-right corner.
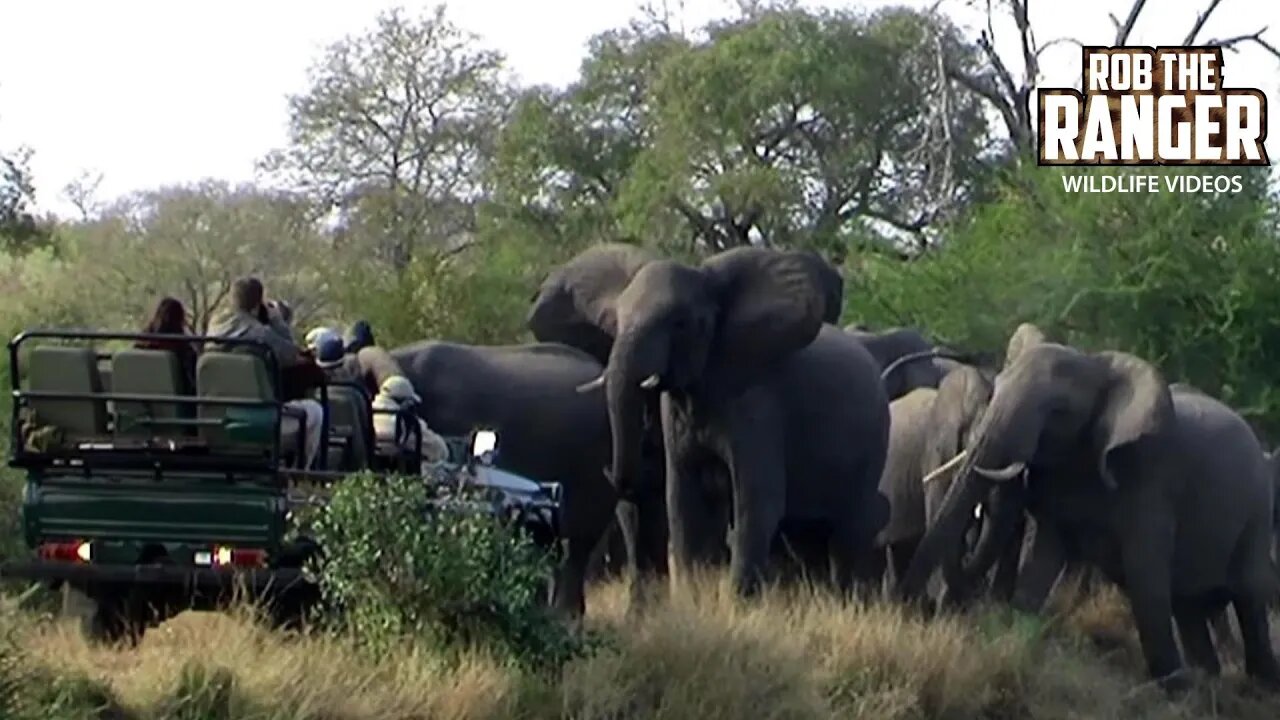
[{"x1": 369, "y1": 243, "x2": 1278, "y2": 693}]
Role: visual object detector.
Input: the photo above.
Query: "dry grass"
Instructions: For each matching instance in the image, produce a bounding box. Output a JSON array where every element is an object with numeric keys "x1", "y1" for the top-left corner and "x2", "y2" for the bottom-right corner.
[{"x1": 5, "y1": 572, "x2": 1280, "y2": 720}]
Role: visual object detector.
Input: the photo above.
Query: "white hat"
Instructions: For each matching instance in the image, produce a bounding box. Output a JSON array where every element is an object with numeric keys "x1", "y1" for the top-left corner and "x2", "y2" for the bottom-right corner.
[
  {"x1": 305, "y1": 326, "x2": 338, "y2": 349},
  {"x1": 379, "y1": 375, "x2": 421, "y2": 404}
]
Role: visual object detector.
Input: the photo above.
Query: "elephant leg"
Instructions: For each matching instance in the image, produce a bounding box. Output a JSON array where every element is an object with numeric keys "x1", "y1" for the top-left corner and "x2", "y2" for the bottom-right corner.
[
  {"x1": 1172, "y1": 600, "x2": 1221, "y2": 676},
  {"x1": 888, "y1": 538, "x2": 918, "y2": 589},
  {"x1": 724, "y1": 418, "x2": 786, "y2": 599},
  {"x1": 1207, "y1": 605, "x2": 1241, "y2": 663},
  {"x1": 584, "y1": 519, "x2": 620, "y2": 583},
  {"x1": 1011, "y1": 516, "x2": 1068, "y2": 614},
  {"x1": 551, "y1": 478, "x2": 616, "y2": 619},
  {"x1": 990, "y1": 515, "x2": 1026, "y2": 603},
  {"x1": 617, "y1": 491, "x2": 669, "y2": 616},
  {"x1": 1231, "y1": 592, "x2": 1280, "y2": 685},
  {"x1": 1117, "y1": 516, "x2": 1186, "y2": 689},
  {"x1": 663, "y1": 406, "x2": 723, "y2": 587}
]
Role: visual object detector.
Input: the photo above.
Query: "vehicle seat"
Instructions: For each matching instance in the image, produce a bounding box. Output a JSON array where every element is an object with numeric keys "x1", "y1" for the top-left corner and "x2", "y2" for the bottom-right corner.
[
  {"x1": 196, "y1": 351, "x2": 298, "y2": 460},
  {"x1": 111, "y1": 349, "x2": 190, "y2": 441},
  {"x1": 25, "y1": 346, "x2": 108, "y2": 448},
  {"x1": 318, "y1": 384, "x2": 372, "y2": 472},
  {"x1": 97, "y1": 355, "x2": 113, "y2": 417}
]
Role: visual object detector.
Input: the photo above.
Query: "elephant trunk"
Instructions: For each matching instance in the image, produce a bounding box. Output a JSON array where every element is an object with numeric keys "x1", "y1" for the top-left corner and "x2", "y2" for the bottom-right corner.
[
  {"x1": 604, "y1": 328, "x2": 665, "y2": 501},
  {"x1": 897, "y1": 406, "x2": 1021, "y2": 601},
  {"x1": 941, "y1": 481, "x2": 1026, "y2": 595}
]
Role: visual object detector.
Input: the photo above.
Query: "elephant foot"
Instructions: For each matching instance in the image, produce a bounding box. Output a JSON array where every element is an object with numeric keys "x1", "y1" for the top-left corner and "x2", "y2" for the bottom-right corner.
[{"x1": 1156, "y1": 669, "x2": 1194, "y2": 697}]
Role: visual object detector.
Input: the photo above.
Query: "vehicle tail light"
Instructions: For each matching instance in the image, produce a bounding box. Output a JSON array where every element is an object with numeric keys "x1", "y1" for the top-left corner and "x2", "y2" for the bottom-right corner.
[
  {"x1": 211, "y1": 546, "x2": 267, "y2": 568},
  {"x1": 37, "y1": 541, "x2": 91, "y2": 563}
]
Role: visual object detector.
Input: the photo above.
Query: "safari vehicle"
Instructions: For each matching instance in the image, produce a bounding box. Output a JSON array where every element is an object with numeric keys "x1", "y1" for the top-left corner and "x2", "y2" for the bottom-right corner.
[{"x1": 0, "y1": 329, "x2": 562, "y2": 643}]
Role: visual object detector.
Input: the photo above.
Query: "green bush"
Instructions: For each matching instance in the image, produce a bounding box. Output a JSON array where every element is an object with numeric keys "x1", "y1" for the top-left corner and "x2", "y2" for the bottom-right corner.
[
  {"x1": 848, "y1": 165, "x2": 1280, "y2": 438},
  {"x1": 307, "y1": 472, "x2": 588, "y2": 670}
]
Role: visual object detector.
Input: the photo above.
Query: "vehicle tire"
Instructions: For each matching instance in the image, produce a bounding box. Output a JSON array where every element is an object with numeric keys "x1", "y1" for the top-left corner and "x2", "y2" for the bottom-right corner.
[{"x1": 62, "y1": 584, "x2": 146, "y2": 646}]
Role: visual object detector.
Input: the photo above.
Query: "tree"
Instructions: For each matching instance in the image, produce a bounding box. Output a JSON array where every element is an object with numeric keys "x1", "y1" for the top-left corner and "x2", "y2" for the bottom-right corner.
[
  {"x1": 57, "y1": 182, "x2": 333, "y2": 334},
  {"x1": 493, "y1": 4, "x2": 992, "y2": 261},
  {"x1": 492, "y1": 26, "x2": 690, "y2": 256},
  {"x1": 61, "y1": 170, "x2": 105, "y2": 222},
  {"x1": 0, "y1": 145, "x2": 52, "y2": 255},
  {"x1": 261, "y1": 4, "x2": 512, "y2": 272}
]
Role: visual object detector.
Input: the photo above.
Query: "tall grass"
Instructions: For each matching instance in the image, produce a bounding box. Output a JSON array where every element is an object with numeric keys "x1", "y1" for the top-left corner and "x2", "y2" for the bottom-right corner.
[{"x1": 5, "y1": 573, "x2": 1279, "y2": 720}]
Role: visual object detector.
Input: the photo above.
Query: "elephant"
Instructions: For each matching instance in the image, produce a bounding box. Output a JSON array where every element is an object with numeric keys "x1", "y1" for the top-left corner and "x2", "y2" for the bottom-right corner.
[
  {"x1": 1269, "y1": 447, "x2": 1280, "y2": 569},
  {"x1": 898, "y1": 329, "x2": 1280, "y2": 689},
  {"x1": 846, "y1": 326, "x2": 977, "y2": 401},
  {"x1": 873, "y1": 364, "x2": 1024, "y2": 605},
  {"x1": 389, "y1": 339, "x2": 668, "y2": 618},
  {"x1": 527, "y1": 242, "x2": 890, "y2": 598}
]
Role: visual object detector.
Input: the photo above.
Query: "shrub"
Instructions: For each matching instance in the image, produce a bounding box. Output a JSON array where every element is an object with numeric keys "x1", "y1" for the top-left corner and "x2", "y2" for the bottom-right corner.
[{"x1": 307, "y1": 471, "x2": 588, "y2": 670}]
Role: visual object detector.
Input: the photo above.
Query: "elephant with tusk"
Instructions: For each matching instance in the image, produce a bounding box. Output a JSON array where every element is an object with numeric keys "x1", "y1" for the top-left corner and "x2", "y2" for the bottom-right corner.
[
  {"x1": 898, "y1": 325, "x2": 1280, "y2": 691},
  {"x1": 528, "y1": 243, "x2": 890, "y2": 601},
  {"x1": 873, "y1": 364, "x2": 1026, "y2": 607}
]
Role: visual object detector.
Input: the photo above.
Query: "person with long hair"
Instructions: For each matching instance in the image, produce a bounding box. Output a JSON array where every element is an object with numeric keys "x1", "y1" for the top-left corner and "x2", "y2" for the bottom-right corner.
[{"x1": 136, "y1": 296, "x2": 199, "y2": 395}]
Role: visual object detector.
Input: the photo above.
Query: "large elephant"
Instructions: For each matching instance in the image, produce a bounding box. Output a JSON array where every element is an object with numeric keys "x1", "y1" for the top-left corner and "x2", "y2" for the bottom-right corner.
[
  {"x1": 389, "y1": 339, "x2": 667, "y2": 618},
  {"x1": 846, "y1": 326, "x2": 976, "y2": 401},
  {"x1": 899, "y1": 329, "x2": 1280, "y2": 688},
  {"x1": 528, "y1": 243, "x2": 890, "y2": 597},
  {"x1": 874, "y1": 364, "x2": 1023, "y2": 604}
]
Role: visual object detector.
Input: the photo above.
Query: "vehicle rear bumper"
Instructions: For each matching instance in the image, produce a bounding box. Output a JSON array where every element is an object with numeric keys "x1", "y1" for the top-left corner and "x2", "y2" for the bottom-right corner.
[{"x1": 0, "y1": 560, "x2": 311, "y2": 593}]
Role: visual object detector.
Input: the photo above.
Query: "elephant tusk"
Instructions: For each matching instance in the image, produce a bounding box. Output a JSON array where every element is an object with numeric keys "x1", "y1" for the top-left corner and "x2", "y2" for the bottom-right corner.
[
  {"x1": 575, "y1": 375, "x2": 606, "y2": 394},
  {"x1": 639, "y1": 374, "x2": 661, "y2": 389},
  {"x1": 974, "y1": 461, "x2": 1026, "y2": 482},
  {"x1": 921, "y1": 450, "x2": 967, "y2": 484}
]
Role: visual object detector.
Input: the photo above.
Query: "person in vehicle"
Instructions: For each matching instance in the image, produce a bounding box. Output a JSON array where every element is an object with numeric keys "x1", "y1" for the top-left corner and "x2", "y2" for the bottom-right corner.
[
  {"x1": 208, "y1": 277, "x2": 325, "y2": 469},
  {"x1": 344, "y1": 319, "x2": 375, "y2": 354},
  {"x1": 304, "y1": 326, "x2": 338, "y2": 350},
  {"x1": 305, "y1": 327, "x2": 364, "y2": 386},
  {"x1": 371, "y1": 375, "x2": 449, "y2": 466},
  {"x1": 136, "y1": 296, "x2": 199, "y2": 395}
]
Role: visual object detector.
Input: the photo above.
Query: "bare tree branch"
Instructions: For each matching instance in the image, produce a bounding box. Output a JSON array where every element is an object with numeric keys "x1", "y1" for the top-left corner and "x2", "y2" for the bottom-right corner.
[
  {"x1": 1112, "y1": 0, "x2": 1147, "y2": 45},
  {"x1": 1206, "y1": 28, "x2": 1280, "y2": 61},
  {"x1": 1183, "y1": 0, "x2": 1224, "y2": 45}
]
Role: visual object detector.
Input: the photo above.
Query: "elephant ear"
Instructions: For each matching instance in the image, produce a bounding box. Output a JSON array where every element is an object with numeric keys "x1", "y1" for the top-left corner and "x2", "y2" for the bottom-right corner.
[
  {"x1": 1005, "y1": 322, "x2": 1047, "y2": 369},
  {"x1": 792, "y1": 249, "x2": 845, "y2": 324},
  {"x1": 922, "y1": 365, "x2": 992, "y2": 482},
  {"x1": 526, "y1": 243, "x2": 657, "y2": 365},
  {"x1": 1092, "y1": 351, "x2": 1174, "y2": 491},
  {"x1": 700, "y1": 247, "x2": 827, "y2": 392}
]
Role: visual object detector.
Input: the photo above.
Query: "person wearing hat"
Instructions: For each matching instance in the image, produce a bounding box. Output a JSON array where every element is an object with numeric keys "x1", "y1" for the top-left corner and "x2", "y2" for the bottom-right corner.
[
  {"x1": 305, "y1": 326, "x2": 338, "y2": 350},
  {"x1": 372, "y1": 375, "x2": 449, "y2": 466}
]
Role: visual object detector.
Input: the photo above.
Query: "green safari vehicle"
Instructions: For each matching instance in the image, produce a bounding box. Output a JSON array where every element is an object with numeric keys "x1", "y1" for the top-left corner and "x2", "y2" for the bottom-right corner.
[{"x1": 0, "y1": 328, "x2": 435, "y2": 642}]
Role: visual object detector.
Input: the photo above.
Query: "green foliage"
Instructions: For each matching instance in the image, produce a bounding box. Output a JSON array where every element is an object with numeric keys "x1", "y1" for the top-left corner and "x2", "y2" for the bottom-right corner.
[
  {"x1": 849, "y1": 165, "x2": 1280, "y2": 437},
  {"x1": 308, "y1": 472, "x2": 587, "y2": 670},
  {"x1": 492, "y1": 5, "x2": 990, "y2": 256}
]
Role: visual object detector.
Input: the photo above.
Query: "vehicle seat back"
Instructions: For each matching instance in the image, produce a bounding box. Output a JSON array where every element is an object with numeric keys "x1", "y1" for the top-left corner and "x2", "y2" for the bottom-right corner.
[
  {"x1": 322, "y1": 384, "x2": 372, "y2": 471},
  {"x1": 196, "y1": 351, "x2": 285, "y2": 457},
  {"x1": 26, "y1": 346, "x2": 108, "y2": 445},
  {"x1": 112, "y1": 349, "x2": 189, "y2": 440}
]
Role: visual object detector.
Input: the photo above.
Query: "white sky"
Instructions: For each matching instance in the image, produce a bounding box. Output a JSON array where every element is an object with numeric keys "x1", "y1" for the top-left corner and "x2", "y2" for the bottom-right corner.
[{"x1": 1, "y1": 0, "x2": 1278, "y2": 217}]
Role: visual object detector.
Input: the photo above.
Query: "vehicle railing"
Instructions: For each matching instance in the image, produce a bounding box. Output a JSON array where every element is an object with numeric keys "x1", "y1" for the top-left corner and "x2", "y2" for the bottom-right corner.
[
  {"x1": 370, "y1": 404, "x2": 424, "y2": 474},
  {"x1": 315, "y1": 380, "x2": 373, "y2": 470},
  {"x1": 9, "y1": 329, "x2": 290, "y2": 476}
]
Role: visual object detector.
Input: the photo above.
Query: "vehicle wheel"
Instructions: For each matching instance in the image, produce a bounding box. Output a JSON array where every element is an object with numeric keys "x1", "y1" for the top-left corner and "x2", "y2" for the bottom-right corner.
[{"x1": 62, "y1": 584, "x2": 147, "y2": 646}]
